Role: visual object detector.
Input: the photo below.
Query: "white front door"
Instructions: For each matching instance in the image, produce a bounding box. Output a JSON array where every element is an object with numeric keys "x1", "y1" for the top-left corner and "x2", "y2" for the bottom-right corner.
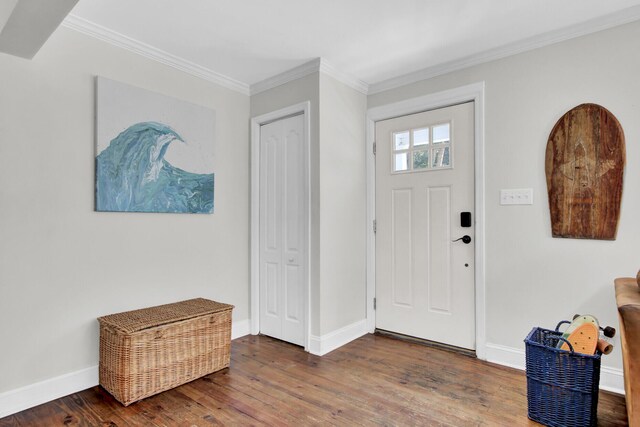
[
  {"x1": 259, "y1": 114, "x2": 306, "y2": 346},
  {"x1": 375, "y1": 102, "x2": 475, "y2": 350}
]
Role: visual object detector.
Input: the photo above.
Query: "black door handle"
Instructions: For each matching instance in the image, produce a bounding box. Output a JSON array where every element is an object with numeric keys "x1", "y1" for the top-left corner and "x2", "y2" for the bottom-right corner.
[{"x1": 452, "y1": 235, "x2": 472, "y2": 244}]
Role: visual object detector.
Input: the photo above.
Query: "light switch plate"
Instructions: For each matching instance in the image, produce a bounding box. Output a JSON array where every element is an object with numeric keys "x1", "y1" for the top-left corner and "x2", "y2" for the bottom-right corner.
[{"x1": 500, "y1": 188, "x2": 533, "y2": 205}]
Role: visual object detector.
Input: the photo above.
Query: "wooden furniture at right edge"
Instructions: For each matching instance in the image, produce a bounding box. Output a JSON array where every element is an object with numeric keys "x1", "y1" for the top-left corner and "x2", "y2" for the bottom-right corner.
[{"x1": 615, "y1": 277, "x2": 640, "y2": 424}]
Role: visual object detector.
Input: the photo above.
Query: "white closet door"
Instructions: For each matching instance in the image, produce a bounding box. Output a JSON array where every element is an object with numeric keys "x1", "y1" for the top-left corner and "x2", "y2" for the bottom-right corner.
[{"x1": 259, "y1": 114, "x2": 306, "y2": 346}]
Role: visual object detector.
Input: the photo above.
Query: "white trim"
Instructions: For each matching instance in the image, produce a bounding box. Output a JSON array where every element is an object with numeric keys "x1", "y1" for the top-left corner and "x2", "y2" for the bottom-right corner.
[
  {"x1": 231, "y1": 319, "x2": 251, "y2": 340},
  {"x1": 601, "y1": 366, "x2": 625, "y2": 395},
  {"x1": 250, "y1": 59, "x2": 321, "y2": 96},
  {"x1": 308, "y1": 320, "x2": 368, "y2": 356},
  {"x1": 368, "y1": 5, "x2": 640, "y2": 95},
  {"x1": 366, "y1": 82, "x2": 487, "y2": 360},
  {"x1": 318, "y1": 60, "x2": 369, "y2": 95},
  {"x1": 485, "y1": 342, "x2": 526, "y2": 370},
  {"x1": 250, "y1": 58, "x2": 369, "y2": 96},
  {"x1": 485, "y1": 342, "x2": 625, "y2": 395},
  {"x1": 250, "y1": 101, "x2": 312, "y2": 351},
  {"x1": 61, "y1": 14, "x2": 250, "y2": 95},
  {"x1": 366, "y1": 115, "x2": 376, "y2": 334},
  {"x1": 0, "y1": 365, "x2": 99, "y2": 419},
  {"x1": 0, "y1": 318, "x2": 254, "y2": 418}
]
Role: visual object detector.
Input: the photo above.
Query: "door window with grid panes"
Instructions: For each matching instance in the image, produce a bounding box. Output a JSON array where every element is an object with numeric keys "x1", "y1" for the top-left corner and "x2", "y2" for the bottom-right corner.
[{"x1": 392, "y1": 122, "x2": 451, "y2": 173}]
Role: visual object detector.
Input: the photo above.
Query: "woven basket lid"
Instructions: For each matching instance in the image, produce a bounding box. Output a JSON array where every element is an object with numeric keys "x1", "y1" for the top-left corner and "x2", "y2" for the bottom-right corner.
[{"x1": 98, "y1": 298, "x2": 234, "y2": 333}]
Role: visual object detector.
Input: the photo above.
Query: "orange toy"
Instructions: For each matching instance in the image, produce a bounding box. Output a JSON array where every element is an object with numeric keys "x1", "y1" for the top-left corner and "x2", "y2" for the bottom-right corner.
[{"x1": 560, "y1": 322, "x2": 599, "y2": 355}]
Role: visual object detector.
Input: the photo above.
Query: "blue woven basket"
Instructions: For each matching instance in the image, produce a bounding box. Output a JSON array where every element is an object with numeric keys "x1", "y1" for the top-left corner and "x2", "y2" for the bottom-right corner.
[{"x1": 524, "y1": 327, "x2": 601, "y2": 427}]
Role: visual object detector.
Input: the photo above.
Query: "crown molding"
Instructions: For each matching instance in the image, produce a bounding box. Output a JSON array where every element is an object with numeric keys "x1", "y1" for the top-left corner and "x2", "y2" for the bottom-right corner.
[
  {"x1": 62, "y1": 5, "x2": 640, "y2": 98},
  {"x1": 250, "y1": 58, "x2": 369, "y2": 95},
  {"x1": 250, "y1": 58, "x2": 321, "y2": 96},
  {"x1": 61, "y1": 14, "x2": 250, "y2": 95},
  {"x1": 318, "y1": 59, "x2": 369, "y2": 94},
  {"x1": 368, "y1": 5, "x2": 640, "y2": 95}
]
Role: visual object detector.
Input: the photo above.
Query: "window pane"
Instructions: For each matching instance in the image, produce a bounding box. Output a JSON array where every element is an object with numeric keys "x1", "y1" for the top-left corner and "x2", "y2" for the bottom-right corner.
[
  {"x1": 394, "y1": 132, "x2": 410, "y2": 150},
  {"x1": 413, "y1": 128, "x2": 429, "y2": 146},
  {"x1": 394, "y1": 152, "x2": 408, "y2": 171},
  {"x1": 432, "y1": 123, "x2": 450, "y2": 144},
  {"x1": 413, "y1": 150, "x2": 429, "y2": 170},
  {"x1": 432, "y1": 146, "x2": 451, "y2": 168}
]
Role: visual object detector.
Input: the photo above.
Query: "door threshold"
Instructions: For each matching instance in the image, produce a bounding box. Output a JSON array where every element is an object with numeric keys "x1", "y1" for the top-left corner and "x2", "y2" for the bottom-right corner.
[{"x1": 375, "y1": 329, "x2": 476, "y2": 358}]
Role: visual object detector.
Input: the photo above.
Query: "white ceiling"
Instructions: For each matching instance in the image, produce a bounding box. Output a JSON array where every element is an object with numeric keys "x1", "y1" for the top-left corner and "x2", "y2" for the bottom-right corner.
[{"x1": 67, "y1": 0, "x2": 640, "y2": 92}]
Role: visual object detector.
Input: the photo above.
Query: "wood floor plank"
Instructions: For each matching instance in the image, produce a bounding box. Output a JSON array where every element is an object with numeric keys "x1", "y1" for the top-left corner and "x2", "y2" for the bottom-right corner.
[
  {"x1": 229, "y1": 354, "x2": 394, "y2": 425},
  {"x1": 330, "y1": 338, "x2": 528, "y2": 422},
  {"x1": 232, "y1": 345, "x2": 454, "y2": 425},
  {"x1": 206, "y1": 365, "x2": 356, "y2": 425},
  {"x1": 238, "y1": 336, "x2": 517, "y2": 425},
  {"x1": 0, "y1": 334, "x2": 628, "y2": 426}
]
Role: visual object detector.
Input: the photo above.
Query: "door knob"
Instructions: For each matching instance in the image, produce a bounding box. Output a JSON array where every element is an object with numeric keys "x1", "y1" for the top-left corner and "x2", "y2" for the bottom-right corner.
[{"x1": 452, "y1": 235, "x2": 472, "y2": 244}]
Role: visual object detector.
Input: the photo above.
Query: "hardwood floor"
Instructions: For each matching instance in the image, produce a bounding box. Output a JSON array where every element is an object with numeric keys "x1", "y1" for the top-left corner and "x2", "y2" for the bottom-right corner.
[{"x1": 0, "y1": 334, "x2": 628, "y2": 426}]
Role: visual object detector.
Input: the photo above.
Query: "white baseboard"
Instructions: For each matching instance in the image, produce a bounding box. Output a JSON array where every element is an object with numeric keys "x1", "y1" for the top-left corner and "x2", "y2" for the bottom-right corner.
[
  {"x1": 232, "y1": 319, "x2": 250, "y2": 340},
  {"x1": 0, "y1": 365, "x2": 99, "y2": 419},
  {"x1": 485, "y1": 342, "x2": 526, "y2": 370},
  {"x1": 600, "y1": 366, "x2": 625, "y2": 394},
  {"x1": 0, "y1": 318, "x2": 252, "y2": 419},
  {"x1": 308, "y1": 319, "x2": 368, "y2": 356},
  {"x1": 485, "y1": 342, "x2": 625, "y2": 395}
]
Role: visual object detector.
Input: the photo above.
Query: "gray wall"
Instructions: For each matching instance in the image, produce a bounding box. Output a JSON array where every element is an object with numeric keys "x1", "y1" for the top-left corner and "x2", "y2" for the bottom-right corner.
[
  {"x1": 0, "y1": 26, "x2": 250, "y2": 393},
  {"x1": 318, "y1": 73, "x2": 367, "y2": 334},
  {"x1": 369, "y1": 20, "x2": 640, "y2": 372}
]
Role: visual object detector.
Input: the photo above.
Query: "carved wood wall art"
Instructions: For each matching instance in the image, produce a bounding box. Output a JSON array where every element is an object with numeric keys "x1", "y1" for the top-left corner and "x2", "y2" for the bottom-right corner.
[{"x1": 545, "y1": 103, "x2": 625, "y2": 240}]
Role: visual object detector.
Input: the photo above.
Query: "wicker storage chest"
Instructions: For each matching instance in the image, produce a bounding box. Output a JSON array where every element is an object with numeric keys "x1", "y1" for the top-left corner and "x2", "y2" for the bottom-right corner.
[{"x1": 98, "y1": 298, "x2": 233, "y2": 406}]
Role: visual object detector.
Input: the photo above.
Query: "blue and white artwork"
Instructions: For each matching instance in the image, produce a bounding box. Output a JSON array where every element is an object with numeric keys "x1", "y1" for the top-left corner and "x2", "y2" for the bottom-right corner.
[{"x1": 96, "y1": 77, "x2": 215, "y2": 213}]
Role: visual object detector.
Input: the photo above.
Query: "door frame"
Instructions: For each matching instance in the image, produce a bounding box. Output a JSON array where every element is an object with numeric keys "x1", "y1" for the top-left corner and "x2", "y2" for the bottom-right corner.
[
  {"x1": 250, "y1": 101, "x2": 311, "y2": 351},
  {"x1": 366, "y1": 82, "x2": 486, "y2": 360}
]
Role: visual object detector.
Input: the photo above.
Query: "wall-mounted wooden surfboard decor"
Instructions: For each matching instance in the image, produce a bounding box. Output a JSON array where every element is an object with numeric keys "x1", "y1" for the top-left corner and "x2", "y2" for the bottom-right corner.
[{"x1": 545, "y1": 103, "x2": 625, "y2": 240}]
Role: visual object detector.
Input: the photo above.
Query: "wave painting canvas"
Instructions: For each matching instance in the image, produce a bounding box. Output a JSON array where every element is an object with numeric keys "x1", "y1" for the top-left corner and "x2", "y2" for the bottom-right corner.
[{"x1": 96, "y1": 77, "x2": 215, "y2": 213}]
